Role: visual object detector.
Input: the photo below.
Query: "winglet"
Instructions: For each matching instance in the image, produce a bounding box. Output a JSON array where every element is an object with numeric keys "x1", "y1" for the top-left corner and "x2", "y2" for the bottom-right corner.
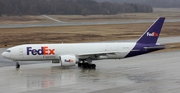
[{"x1": 136, "y1": 17, "x2": 165, "y2": 44}]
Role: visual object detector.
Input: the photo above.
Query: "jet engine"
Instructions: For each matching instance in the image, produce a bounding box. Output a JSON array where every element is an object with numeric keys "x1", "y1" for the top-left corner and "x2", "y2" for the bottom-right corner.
[{"x1": 60, "y1": 55, "x2": 78, "y2": 67}]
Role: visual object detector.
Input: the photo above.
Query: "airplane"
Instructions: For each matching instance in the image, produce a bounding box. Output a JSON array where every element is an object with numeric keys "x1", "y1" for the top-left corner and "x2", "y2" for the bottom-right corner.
[{"x1": 2, "y1": 17, "x2": 165, "y2": 69}]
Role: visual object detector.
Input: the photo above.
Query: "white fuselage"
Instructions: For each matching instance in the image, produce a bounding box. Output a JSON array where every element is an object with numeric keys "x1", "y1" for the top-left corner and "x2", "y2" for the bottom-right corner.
[{"x1": 5, "y1": 43, "x2": 136, "y2": 61}]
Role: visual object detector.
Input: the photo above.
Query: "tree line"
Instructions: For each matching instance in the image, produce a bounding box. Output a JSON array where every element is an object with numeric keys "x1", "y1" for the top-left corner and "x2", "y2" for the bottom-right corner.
[
  {"x1": 96, "y1": 0, "x2": 180, "y2": 8},
  {"x1": 0, "y1": 0, "x2": 153, "y2": 16}
]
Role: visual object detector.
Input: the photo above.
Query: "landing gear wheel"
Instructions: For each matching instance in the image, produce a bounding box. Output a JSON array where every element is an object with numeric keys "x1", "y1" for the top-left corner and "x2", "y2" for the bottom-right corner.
[
  {"x1": 82, "y1": 63, "x2": 88, "y2": 68},
  {"x1": 81, "y1": 63, "x2": 96, "y2": 69},
  {"x1": 91, "y1": 64, "x2": 96, "y2": 69},
  {"x1": 16, "y1": 63, "x2": 20, "y2": 69},
  {"x1": 78, "y1": 63, "x2": 83, "y2": 67}
]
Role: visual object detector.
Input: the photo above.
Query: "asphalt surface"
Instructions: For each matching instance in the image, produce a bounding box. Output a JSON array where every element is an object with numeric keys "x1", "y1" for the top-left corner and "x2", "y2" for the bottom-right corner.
[
  {"x1": 0, "y1": 49, "x2": 180, "y2": 93},
  {"x1": 0, "y1": 19, "x2": 180, "y2": 28}
]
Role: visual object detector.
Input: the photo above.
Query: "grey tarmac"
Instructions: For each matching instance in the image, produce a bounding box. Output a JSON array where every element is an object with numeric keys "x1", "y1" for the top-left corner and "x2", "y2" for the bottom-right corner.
[
  {"x1": 0, "y1": 19, "x2": 180, "y2": 28},
  {"x1": 0, "y1": 49, "x2": 180, "y2": 93}
]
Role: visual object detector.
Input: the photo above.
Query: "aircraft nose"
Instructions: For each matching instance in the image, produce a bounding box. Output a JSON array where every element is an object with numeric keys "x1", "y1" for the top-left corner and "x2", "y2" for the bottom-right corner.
[{"x1": 2, "y1": 52, "x2": 9, "y2": 58}]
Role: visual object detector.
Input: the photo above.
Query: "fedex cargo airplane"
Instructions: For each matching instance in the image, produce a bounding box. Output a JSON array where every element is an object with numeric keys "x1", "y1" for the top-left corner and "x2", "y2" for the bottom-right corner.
[{"x1": 2, "y1": 17, "x2": 165, "y2": 69}]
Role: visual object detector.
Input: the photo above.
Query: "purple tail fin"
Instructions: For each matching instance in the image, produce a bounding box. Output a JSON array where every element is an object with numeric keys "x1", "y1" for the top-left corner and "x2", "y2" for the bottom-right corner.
[{"x1": 136, "y1": 17, "x2": 165, "y2": 44}]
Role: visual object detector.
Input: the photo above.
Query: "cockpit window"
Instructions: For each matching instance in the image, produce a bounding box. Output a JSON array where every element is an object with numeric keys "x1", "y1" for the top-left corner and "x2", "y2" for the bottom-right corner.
[{"x1": 6, "y1": 50, "x2": 11, "y2": 52}]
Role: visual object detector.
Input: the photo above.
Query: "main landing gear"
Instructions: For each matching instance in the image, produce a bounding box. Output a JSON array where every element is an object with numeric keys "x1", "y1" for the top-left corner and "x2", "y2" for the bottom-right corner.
[
  {"x1": 78, "y1": 63, "x2": 96, "y2": 69},
  {"x1": 78, "y1": 60, "x2": 96, "y2": 69}
]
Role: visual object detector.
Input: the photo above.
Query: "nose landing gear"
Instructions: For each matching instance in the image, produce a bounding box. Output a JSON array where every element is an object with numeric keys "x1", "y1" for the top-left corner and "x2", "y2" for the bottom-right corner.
[{"x1": 16, "y1": 62, "x2": 20, "y2": 69}]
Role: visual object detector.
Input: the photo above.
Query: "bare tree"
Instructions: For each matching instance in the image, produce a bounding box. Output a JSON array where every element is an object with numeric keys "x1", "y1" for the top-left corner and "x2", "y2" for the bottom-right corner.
[{"x1": 0, "y1": 0, "x2": 153, "y2": 16}]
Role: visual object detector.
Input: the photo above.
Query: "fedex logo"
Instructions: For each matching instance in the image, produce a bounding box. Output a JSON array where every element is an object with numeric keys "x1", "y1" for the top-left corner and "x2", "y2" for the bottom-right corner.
[
  {"x1": 64, "y1": 59, "x2": 74, "y2": 62},
  {"x1": 27, "y1": 46, "x2": 55, "y2": 55},
  {"x1": 147, "y1": 32, "x2": 158, "y2": 37}
]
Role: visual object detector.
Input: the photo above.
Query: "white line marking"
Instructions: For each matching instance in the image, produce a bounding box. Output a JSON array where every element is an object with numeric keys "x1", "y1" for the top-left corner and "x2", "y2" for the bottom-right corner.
[{"x1": 42, "y1": 15, "x2": 64, "y2": 23}]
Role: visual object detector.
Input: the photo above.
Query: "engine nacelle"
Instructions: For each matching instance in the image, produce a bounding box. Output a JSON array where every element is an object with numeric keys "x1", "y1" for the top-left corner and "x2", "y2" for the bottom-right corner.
[{"x1": 60, "y1": 55, "x2": 78, "y2": 67}]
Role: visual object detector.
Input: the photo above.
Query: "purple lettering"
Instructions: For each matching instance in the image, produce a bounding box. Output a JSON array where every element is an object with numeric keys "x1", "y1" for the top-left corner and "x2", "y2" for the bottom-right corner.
[
  {"x1": 32, "y1": 49, "x2": 37, "y2": 55},
  {"x1": 26, "y1": 46, "x2": 55, "y2": 55},
  {"x1": 27, "y1": 47, "x2": 32, "y2": 55},
  {"x1": 37, "y1": 48, "x2": 43, "y2": 55}
]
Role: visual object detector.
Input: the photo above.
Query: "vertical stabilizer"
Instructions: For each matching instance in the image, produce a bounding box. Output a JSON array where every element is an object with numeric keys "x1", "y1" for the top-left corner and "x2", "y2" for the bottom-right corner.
[{"x1": 136, "y1": 17, "x2": 165, "y2": 44}]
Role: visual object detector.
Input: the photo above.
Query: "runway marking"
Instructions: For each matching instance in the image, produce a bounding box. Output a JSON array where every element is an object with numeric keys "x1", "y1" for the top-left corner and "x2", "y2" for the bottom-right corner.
[{"x1": 42, "y1": 15, "x2": 64, "y2": 23}]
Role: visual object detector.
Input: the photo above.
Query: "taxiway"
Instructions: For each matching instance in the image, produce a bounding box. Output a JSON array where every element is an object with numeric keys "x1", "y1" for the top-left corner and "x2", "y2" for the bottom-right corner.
[
  {"x1": 0, "y1": 49, "x2": 180, "y2": 93},
  {"x1": 0, "y1": 18, "x2": 180, "y2": 28}
]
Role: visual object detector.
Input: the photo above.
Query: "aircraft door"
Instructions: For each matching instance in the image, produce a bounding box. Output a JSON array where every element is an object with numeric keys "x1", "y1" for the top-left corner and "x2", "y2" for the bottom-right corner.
[
  {"x1": 18, "y1": 48, "x2": 24, "y2": 59},
  {"x1": 19, "y1": 48, "x2": 23, "y2": 55}
]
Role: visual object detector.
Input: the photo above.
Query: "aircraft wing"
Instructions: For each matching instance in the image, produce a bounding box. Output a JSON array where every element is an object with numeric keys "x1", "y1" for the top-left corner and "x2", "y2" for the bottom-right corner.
[
  {"x1": 78, "y1": 51, "x2": 118, "y2": 56},
  {"x1": 77, "y1": 51, "x2": 126, "y2": 59}
]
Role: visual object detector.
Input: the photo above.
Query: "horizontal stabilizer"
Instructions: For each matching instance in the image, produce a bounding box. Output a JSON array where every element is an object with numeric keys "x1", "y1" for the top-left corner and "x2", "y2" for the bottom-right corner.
[{"x1": 144, "y1": 45, "x2": 165, "y2": 50}]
